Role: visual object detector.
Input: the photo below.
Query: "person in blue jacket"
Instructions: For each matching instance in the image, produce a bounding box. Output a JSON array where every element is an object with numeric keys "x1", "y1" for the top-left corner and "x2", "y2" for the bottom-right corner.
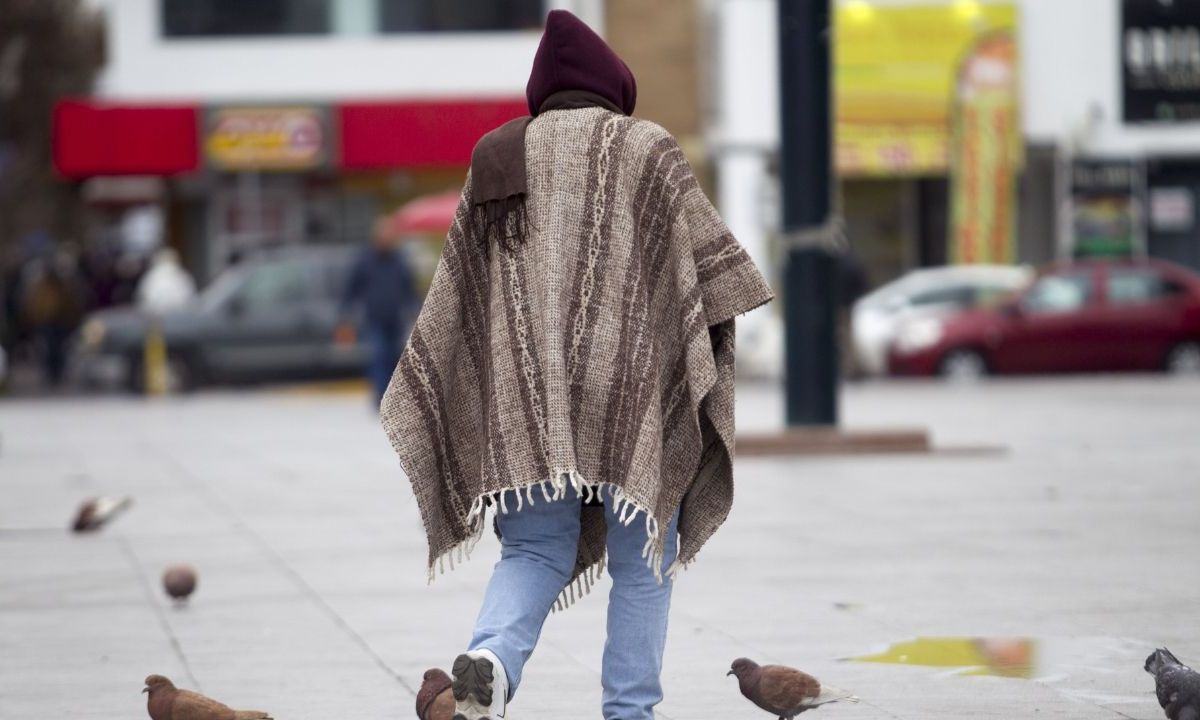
[{"x1": 340, "y1": 217, "x2": 420, "y2": 405}]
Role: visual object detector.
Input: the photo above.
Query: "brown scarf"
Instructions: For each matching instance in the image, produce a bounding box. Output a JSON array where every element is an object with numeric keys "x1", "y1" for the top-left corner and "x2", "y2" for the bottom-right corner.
[{"x1": 469, "y1": 90, "x2": 624, "y2": 253}]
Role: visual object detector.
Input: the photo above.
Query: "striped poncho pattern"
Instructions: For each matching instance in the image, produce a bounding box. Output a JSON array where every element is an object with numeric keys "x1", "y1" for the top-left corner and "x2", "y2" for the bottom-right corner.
[{"x1": 381, "y1": 107, "x2": 773, "y2": 607}]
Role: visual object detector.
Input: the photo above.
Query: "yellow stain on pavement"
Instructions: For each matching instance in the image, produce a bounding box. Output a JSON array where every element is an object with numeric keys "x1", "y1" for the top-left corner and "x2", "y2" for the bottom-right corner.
[{"x1": 850, "y1": 637, "x2": 1036, "y2": 679}]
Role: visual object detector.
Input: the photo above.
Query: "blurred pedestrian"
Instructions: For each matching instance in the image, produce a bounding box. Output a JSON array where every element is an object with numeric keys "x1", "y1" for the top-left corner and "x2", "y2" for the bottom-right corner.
[
  {"x1": 340, "y1": 217, "x2": 420, "y2": 405},
  {"x1": 111, "y1": 254, "x2": 146, "y2": 306},
  {"x1": 81, "y1": 246, "x2": 120, "y2": 311},
  {"x1": 379, "y1": 11, "x2": 772, "y2": 720},
  {"x1": 21, "y1": 254, "x2": 83, "y2": 387},
  {"x1": 135, "y1": 247, "x2": 196, "y2": 315}
]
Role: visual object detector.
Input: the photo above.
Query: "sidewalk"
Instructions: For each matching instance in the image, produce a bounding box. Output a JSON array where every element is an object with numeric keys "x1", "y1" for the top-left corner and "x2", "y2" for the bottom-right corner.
[{"x1": 2, "y1": 377, "x2": 1197, "y2": 719}]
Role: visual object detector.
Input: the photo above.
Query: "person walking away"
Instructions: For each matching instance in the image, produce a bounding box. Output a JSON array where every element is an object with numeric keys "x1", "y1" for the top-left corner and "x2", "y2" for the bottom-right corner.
[
  {"x1": 135, "y1": 247, "x2": 197, "y2": 315},
  {"x1": 379, "y1": 11, "x2": 773, "y2": 720},
  {"x1": 21, "y1": 255, "x2": 83, "y2": 387},
  {"x1": 341, "y1": 218, "x2": 419, "y2": 405}
]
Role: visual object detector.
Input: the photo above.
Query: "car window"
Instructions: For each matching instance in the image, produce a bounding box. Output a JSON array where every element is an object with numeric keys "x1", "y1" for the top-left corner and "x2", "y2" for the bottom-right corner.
[
  {"x1": 909, "y1": 285, "x2": 974, "y2": 308},
  {"x1": 1107, "y1": 269, "x2": 1186, "y2": 306},
  {"x1": 237, "y1": 260, "x2": 311, "y2": 310},
  {"x1": 1022, "y1": 273, "x2": 1092, "y2": 315},
  {"x1": 977, "y1": 284, "x2": 1018, "y2": 307}
]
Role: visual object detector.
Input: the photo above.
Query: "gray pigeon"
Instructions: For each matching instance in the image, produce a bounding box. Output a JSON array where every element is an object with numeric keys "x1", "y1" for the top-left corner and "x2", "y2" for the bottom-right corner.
[
  {"x1": 728, "y1": 658, "x2": 857, "y2": 718},
  {"x1": 72, "y1": 496, "x2": 133, "y2": 532},
  {"x1": 1146, "y1": 648, "x2": 1200, "y2": 720}
]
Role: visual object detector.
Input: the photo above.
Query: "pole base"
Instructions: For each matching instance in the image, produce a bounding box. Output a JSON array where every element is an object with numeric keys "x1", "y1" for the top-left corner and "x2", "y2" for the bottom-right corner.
[{"x1": 739, "y1": 427, "x2": 930, "y2": 457}]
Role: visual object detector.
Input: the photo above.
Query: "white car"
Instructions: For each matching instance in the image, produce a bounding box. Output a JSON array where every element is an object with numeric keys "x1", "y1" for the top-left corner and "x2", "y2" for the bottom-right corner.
[{"x1": 852, "y1": 264, "x2": 1033, "y2": 376}]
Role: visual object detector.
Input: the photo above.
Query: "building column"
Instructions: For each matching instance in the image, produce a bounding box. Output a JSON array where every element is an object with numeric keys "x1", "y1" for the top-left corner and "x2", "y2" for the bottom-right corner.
[
  {"x1": 548, "y1": 0, "x2": 604, "y2": 34},
  {"x1": 332, "y1": 0, "x2": 380, "y2": 35},
  {"x1": 717, "y1": 149, "x2": 780, "y2": 378},
  {"x1": 718, "y1": 151, "x2": 770, "y2": 273}
]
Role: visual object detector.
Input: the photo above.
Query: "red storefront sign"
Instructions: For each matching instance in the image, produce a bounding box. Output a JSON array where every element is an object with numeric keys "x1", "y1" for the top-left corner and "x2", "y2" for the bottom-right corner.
[
  {"x1": 53, "y1": 98, "x2": 527, "y2": 178},
  {"x1": 53, "y1": 101, "x2": 201, "y2": 178},
  {"x1": 339, "y1": 99, "x2": 527, "y2": 169}
]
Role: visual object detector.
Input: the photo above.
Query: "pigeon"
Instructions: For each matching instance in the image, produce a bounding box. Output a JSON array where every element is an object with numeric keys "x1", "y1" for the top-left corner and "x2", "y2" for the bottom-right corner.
[
  {"x1": 728, "y1": 658, "x2": 858, "y2": 718},
  {"x1": 143, "y1": 674, "x2": 272, "y2": 720},
  {"x1": 1145, "y1": 648, "x2": 1200, "y2": 720},
  {"x1": 72, "y1": 496, "x2": 133, "y2": 532},
  {"x1": 162, "y1": 564, "x2": 198, "y2": 603},
  {"x1": 416, "y1": 668, "x2": 455, "y2": 720}
]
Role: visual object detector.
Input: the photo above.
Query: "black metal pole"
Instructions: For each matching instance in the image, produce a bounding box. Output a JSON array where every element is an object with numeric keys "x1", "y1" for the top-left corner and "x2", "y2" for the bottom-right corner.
[{"x1": 778, "y1": 0, "x2": 838, "y2": 426}]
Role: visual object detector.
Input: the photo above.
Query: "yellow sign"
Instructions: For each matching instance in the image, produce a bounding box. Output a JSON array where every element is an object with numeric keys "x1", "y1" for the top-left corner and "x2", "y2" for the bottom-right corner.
[
  {"x1": 206, "y1": 107, "x2": 326, "y2": 171},
  {"x1": 835, "y1": 2, "x2": 1020, "y2": 177}
]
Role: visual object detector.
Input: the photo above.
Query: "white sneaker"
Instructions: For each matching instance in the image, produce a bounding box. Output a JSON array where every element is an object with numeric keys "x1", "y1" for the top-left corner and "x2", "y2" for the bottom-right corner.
[{"x1": 451, "y1": 650, "x2": 507, "y2": 719}]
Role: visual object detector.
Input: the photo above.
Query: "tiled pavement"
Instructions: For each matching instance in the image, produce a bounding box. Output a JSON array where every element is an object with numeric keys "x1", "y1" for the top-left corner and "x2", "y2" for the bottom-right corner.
[{"x1": 2, "y1": 376, "x2": 1197, "y2": 719}]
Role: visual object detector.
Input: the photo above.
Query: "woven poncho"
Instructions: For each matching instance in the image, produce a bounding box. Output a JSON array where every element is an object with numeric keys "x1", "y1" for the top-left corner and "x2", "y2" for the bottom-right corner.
[{"x1": 381, "y1": 106, "x2": 773, "y2": 607}]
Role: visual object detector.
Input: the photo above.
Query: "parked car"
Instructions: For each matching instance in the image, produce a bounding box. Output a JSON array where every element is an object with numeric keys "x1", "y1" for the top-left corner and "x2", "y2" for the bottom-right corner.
[
  {"x1": 887, "y1": 258, "x2": 1200, "y2": 379},
  {"x1": 851, "y1": 264, "x2": 1033, "y2": 375},
  {"x1": 73, "y1": 246, "x2": 369, "y2": 392}
]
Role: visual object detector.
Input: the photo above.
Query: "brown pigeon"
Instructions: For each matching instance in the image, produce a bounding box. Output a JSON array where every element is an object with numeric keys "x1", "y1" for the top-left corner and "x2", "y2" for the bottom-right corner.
[
  {"x1": 728, "y1": 658, "x2": 857, "y2": 718},
  {"x1": 162, "y1": 564, "x2": 198, "y2": 603},
  {"x1": 143, "y1": 674, "x2": 272, "y2": 720},
  {"x1": 416, "y1": 668, "x2": 455, "y2": 720},
  {"x1": 72, "y1": 496, "x2": 133, "y2": 532}
]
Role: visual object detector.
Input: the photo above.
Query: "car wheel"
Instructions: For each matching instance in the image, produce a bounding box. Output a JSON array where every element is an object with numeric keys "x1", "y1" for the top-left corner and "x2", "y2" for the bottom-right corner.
[
  {"x1": 939, "y1": 348, "x2": 988, "y2": 383},
  {"x1": 1166, "y1": 341, "x2": 1200, "y2": 376}
]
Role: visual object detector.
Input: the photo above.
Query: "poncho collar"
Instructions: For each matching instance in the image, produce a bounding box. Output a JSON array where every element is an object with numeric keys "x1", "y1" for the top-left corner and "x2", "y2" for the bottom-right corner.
[
  {"x1": 469, "y1": 91, "x2": 624, "y2": 252},
  {"x1": 470, "y1": 9, "x2": 634, "y2": 252}
]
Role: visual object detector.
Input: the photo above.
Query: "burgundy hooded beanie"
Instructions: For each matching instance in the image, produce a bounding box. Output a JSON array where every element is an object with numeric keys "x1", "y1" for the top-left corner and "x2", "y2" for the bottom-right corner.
[
  {"x1": 469, "y1": 10, "x2": 637, "y2": 251},
  {"x1": 525, "y1": 9, "x2": 637, "y2": 117}
]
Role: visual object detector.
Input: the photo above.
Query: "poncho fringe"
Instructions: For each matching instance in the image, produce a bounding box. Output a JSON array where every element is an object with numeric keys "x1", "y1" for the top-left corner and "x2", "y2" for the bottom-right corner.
[{"x1": 428, "y1": 470, "x2": 677, "y2": 611}]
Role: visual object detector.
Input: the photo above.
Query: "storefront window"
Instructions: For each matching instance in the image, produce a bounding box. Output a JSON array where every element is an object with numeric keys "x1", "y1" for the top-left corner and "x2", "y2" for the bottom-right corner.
[
  {"x1": 161, "y1": 0, "x2": 331, "y2": 37},
  {"x1": 162, "y1": 0, "x2": 542, "y2": 37},
  {"x1": 378, "y1": 0, "x2": 543, "y2": 33}
]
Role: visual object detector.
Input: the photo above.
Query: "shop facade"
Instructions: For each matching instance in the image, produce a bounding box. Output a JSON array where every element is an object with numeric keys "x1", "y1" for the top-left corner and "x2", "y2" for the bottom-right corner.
[
  {"x1": 54, "y1": 97, "x2": 525, "y2": 282},
  {"x1": 56, "y1": 0, "x2": 603, "y2": 282},
  {"x1": 709, "y1": 0, "x2": 1200, "y2": 297}
]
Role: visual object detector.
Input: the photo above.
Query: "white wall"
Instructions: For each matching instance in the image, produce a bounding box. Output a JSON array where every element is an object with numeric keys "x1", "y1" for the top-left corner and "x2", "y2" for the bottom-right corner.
[{"x1": 85, "y1": 0, "x2": 600, "y2": 101}]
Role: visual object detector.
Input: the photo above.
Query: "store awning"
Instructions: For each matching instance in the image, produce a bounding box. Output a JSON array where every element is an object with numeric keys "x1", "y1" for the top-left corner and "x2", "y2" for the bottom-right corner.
[
  {"x1": 338, "y1": 98, "x2": 527, "y2": 170},
  {"x1": 53, "y1": 97, "x2": 527, "y2": 178},
  {"x1": 53, "y1": 101, "x2": 201, "y2": 178}
]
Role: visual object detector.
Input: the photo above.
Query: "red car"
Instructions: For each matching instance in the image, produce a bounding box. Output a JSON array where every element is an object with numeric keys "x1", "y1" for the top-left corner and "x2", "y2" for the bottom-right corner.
[{"x1": 887, "y1": 259, "x2": 1200, "y2": 379}]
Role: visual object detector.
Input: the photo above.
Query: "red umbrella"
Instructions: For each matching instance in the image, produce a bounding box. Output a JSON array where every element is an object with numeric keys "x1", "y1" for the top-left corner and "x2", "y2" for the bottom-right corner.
[{"x1": 389, "y1": 190, "x2": 462, "y2": 235}]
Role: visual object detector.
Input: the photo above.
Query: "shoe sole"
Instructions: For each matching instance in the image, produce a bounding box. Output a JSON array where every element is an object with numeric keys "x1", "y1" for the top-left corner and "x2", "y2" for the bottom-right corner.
[{"x1": 451, "y1": 652, "x2": 495, "y2": 720}]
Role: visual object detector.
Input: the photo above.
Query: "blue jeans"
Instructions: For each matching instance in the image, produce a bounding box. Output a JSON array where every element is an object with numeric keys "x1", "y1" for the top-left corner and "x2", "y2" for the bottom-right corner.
[
  {"x1": 367, "y1": 325, "x2": 402, "y2": 406},
  {"x1": 468, "y1": 486, "x2": 680, "y2": 720}
]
